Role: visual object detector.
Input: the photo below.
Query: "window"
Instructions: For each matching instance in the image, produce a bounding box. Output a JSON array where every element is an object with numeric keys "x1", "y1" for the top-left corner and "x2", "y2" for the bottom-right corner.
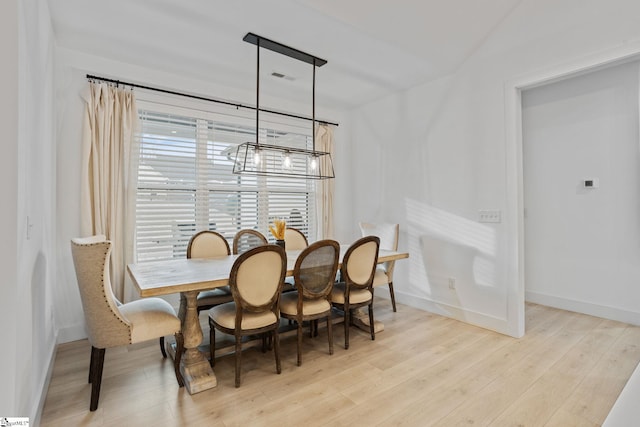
[{"x1": 134, "y1": 106, "x2": 316, "y2": 262}]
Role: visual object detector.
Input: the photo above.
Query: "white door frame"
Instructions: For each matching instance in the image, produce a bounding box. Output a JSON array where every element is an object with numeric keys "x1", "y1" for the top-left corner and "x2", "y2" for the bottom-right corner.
[{"x1": 505, "y1": 41, "x2": 640, "y2": 338}]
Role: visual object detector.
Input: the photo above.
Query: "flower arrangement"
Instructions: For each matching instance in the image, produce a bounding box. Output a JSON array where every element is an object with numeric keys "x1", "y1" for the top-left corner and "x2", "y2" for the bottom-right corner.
[{"x1": 269, "y1": 219, "x2": 286, "y2": 241}]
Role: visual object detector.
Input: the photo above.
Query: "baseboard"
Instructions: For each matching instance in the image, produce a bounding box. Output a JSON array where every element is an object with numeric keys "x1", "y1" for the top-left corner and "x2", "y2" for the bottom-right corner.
[
  {"x1": 32, "y1": 330, "x2": 58, "y2": 426},
  {"x1": 391, "y1": 289, "x2": 511, "y2": 336},
  {"x1": 57, "y1": 322, "x2": 87, "y2": 344},
  {"x1": 525, "y1": 291, "x2": 640, "y2": 326}
]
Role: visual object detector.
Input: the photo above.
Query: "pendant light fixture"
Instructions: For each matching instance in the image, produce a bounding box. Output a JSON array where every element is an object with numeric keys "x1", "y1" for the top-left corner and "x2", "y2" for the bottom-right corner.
[{"x1": 233, "y1": 33, "x2": 335, "y2": 179}]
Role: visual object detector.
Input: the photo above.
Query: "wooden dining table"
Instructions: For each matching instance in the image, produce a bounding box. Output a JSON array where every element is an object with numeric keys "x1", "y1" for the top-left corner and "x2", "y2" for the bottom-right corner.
[{"x1": 127, "y1": 246, "x2": 409, "y2": 395}]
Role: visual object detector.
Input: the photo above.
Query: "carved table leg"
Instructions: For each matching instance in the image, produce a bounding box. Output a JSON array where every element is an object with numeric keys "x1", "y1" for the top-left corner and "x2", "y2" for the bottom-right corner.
[{"x1": 178, "y1": 290, "x2": 217, "y2": 394}]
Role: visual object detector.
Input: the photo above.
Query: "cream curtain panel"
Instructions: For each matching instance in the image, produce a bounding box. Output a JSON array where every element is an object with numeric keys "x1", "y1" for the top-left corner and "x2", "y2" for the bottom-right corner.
[
  {"x1": 315, "y1": 124, "x2": 335, "y2": 239},
  {"x1": 80, "y1": 82, "x2": 139, "y2": 301}
]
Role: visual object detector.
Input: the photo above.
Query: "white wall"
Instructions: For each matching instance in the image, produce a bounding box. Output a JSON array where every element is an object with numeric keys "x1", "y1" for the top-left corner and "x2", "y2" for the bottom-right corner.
[
  {"x1": 0, "y1": 0, "x2": 20, "y2": 416},
  {"x1": 0, "y1": 0, "x2": 57, "y2": 421},
  {"x1": 54, "y1": 47, "x2": 350, "y2": 341},
  {"x1": 523, "y1": 60, "x2": 640, "y2": 324},
  {"x1": 20, "y1": 0, "x2": 57, "y2": 421},
  {"x1": 346, "y1": 0, "x2": 640, "y2": 336}
]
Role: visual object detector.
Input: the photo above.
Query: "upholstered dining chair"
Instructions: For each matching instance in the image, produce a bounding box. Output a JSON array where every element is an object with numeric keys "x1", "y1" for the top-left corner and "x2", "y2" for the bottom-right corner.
[
  {"x1": 70, "y1": 235, "x2": 184, "y2": 411},
  {"x1": 208, "y1": 244, "x2": 287, "y2": 387},
  {"x1": 284, "y1": 227, "x2": 308, "y2": 250},
  {"x1": 280, "y1": 239, "x2": 340, "y2": 366},
  {"x1": 331, "y1": 236, "x2": 380, "y2": 350},
  {"x1": 359, "y1": 222, "x2": 400, "y2": 312},
  {"x1": 233, "y1": 229, "x2": 268, "y2": 255},
  {"x1": 187, "y1": 230, "x2": 234, "y2": 314}
]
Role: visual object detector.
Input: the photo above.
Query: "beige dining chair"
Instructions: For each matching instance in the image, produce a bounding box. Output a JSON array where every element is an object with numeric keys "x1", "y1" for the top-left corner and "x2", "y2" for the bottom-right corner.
[
  {"x1": 359, "y1": 222, "x2": 400, "y2": 312},
  {"x1": 284, "y1": 227, "x2": 308, "y2": 250},
  {"x1": 187, "y1": 230, "x2": 235, "y2": 314},
  {"x1": 280, "y1": 239, "x2": 340, "y2": 366},
  {"x1": 70, "y1": 235, "x2": 184, "y2": 411},
  {"x1": 233, "y1": 228, "x2": 268, "y2": 254},
  {"x1": 281, "y1": 227, "x2": 308, "y2": 293},
  {"x1": 208, "y1": 245, "x2": 287, "y2": 387},
  {"x1": 331, "y1": 235, "x2": 380, "y2": 349}
]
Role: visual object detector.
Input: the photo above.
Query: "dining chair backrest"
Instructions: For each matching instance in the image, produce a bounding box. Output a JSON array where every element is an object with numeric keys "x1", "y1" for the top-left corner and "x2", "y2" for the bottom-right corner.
[
  {"x1": 284, "y1": 227, "x2": 308, "y2": 250},
  {"x1": 233, "y1": 229, "x2": 268, "y2": 255},
  {"x1": 359, "y1": 222, "x2": 399, "y2": 277},
  {"x1": 359, "y1": 222, "x2": 398, "y2": 251},
  {"x1": 187, "y1": 230, "x2": 230, "y2": 258},
  {"x1": 294, "y1": 239, "x2": 340, "y2": 298},
  {"x1": 230, "y1": 245, "x2": 286, "y2": 314},
  {"x1": 342, "y1": 236, "x2": 380, "y2": 290},
  {"x1": 70, "y1": 235, "x2": 131, "y2": 348}
]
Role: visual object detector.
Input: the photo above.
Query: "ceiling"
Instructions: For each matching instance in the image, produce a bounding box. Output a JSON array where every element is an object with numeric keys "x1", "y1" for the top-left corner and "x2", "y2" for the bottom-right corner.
[{"x1": 48, "y1": 0, "x2": 522, "y2": 111}]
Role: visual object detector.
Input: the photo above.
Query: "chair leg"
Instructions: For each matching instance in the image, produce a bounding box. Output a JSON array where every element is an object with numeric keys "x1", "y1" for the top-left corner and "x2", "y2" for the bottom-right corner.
[
  {"x1": 160, "y1": 336, "x2": 167, "y2": 358},
  {"x1": 344, "y1": 307, "x2": 350, "y2": 350},
  {"x1": 89, "y1": 346, "x2": 97, "y2": 383},
  {"x1": 273, "y1": 329, "x2": 282, "y2": 375},
  {"x1": 209, "y1": 318, "x2": 216, "y2": 368},
  {"x1": 327, "y1": 314, "x2": 334, "y2": 355},
  {"x1": 89, "y1": 347, "x2": 105, "y2": 411},
  {"x1": 297, "y1": 319, "x2": 303, "y2": 366},
  {"x1": 234, "y1": 335, "x2": 242, "y2": 388},
  {"x1": 368, "y1": 303, "x2": 375, "y2": 341},
  {"x1": 388, "y1": 281, "x2": 397, "y2": 312},
  {"x1": 173, "y1": 332, "x2": 185, "y2": 388}
]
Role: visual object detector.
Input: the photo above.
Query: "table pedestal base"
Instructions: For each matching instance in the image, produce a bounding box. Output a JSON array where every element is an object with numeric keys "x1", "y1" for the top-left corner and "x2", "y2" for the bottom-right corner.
[
  {"x1": 180, "y1": 359, "x2": 217, "y2": 394},
  {"x1": 351, "y1": 308, "x2": 385, "y2": 333},
  {"x1": 167, "y1": 341, "x2": 217, "y2": 394},
  {"x1": 176, "y1": 291, "x2": 218, "y2": 394}
]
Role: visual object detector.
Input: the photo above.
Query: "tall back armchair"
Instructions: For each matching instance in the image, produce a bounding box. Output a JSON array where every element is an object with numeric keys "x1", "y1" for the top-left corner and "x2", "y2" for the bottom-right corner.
[
  {"x1": 187, "y1": 230, "x2": 234, "y2": 314},
  {"x1": 187, "y1": 230, "x2": 231, "y2": 258},
  {"x1": 70, "y1": 235, "x2": 184, "y2": 411},
  {"x1": 359, "y1": 222, "x2": 400, "y2": 312},
  {"x1": 331, "y1": 236, "x2": 380, "y2": 349},
  {"x1": 233, "y1": 229, "x2": 268, "y2": 254},
  {"x1": 208, "y1": 245, "x2": 287, "y2": 387},
  {"x1": 284, "y1": 227, "x2": 309, "y2": 250},
  {"x1": 280, "y1": 239, "x2": 340, "y2": 366}
]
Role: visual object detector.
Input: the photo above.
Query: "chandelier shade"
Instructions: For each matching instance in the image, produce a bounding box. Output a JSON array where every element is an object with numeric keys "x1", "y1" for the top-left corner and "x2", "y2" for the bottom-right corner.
[
  {"x1": 233, "y1": 32, "x2": 335, "y2": 180},
  {"x1": 232, "y1": 141, "x2": 334, "y2": 179}
]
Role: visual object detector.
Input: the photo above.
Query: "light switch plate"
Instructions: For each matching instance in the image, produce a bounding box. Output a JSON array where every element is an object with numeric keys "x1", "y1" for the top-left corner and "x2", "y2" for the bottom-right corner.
[{"x1": 479, "y1": 210, "x2": 501, "y2": 223}]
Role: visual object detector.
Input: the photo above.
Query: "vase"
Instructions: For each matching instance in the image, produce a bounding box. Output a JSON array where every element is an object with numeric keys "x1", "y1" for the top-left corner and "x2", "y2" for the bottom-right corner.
[{"x1": 275, "y1": 239, "x2": 285, "y2": 250}]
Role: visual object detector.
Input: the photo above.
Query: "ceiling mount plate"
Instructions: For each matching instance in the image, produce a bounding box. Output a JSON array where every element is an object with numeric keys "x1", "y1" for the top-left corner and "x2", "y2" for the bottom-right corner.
[{"x1": 243, "y1": 32, "x2": 327, "y2": 67}]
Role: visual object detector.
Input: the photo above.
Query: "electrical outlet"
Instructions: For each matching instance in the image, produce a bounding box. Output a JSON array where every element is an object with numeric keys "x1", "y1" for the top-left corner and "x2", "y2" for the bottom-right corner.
[
  {"x1": 27, "y1": 216, "x2": 33, "y2": 240},
  {"x1": 448, "y1": 277, "x2": 456, "y2": 290},
  {"x1": 479, "y1": 210, "x2": 501, "y2": 223}
]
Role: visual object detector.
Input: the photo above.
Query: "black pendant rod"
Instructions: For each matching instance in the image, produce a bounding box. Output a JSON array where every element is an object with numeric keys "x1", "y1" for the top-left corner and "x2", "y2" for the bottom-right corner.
[
  {"x1": 85, "y1": 74, "x2": 339, "y2": 127},
  {"x1": 312, "y1": 58, "x2": 316, "y2": 151},
  {"x1": 256, "y1": 38, "x2": 260, "y2": 147}
]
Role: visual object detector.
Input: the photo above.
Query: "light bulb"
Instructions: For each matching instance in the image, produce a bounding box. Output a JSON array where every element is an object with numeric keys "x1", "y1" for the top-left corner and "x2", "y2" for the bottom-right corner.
[
  {"x1": 309, "y1": 155, "x2": 318, "y2": 171},
  {"x1": 283, "y1": 151, "x2": 292, "y2": 169},
  {"x1": 253, "y1": 149, "x2": 261, "y2": 165}
]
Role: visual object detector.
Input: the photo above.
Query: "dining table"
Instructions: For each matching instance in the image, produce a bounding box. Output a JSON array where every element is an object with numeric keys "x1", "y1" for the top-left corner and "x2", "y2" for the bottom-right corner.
[{"x1": 127, "y1": 245, "x2": 409, "y2": 395}]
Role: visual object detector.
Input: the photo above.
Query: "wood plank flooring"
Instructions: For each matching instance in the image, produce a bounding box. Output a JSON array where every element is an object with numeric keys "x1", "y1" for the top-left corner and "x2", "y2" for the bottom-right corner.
[{"x1": 40, "y1": 301, "x2": 640, "y2": 426}]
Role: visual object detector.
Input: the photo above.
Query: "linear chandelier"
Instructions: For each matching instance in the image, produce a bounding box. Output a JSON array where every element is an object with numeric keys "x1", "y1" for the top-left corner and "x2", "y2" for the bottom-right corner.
[{"x1": 233, "y1": 33, "x2": 335, "y2": 180}]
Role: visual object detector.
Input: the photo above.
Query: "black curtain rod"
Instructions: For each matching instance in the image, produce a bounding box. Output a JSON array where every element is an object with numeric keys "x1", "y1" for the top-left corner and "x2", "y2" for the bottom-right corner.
[{"x1": 86, "y1": 74, "x2": 339, "y2": 127}]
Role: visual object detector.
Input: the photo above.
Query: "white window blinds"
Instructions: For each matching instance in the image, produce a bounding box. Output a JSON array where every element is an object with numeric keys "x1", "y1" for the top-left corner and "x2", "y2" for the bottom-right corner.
[{"x1": 135, "y1": 107, "x2": 316, "y2": 262}]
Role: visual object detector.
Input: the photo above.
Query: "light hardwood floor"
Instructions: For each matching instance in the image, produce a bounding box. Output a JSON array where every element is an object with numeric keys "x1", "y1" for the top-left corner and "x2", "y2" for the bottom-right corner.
[{"x1": 41, "y1": 301, "x2": 640, "y2": 426}]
